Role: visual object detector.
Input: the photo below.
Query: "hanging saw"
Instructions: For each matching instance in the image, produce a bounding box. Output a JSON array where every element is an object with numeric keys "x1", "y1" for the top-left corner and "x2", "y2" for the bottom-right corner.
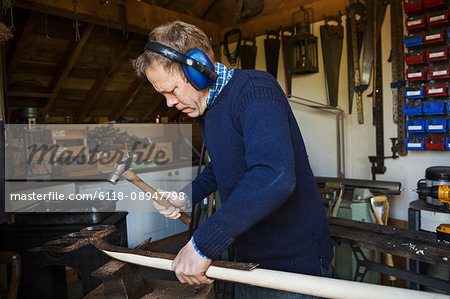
[
  {"x1": 346, "y1": 0, "x2": 365, "y2": 121},
  {"x1": 356, "y1": 0, "x2": 387, "y2": 123},
  {"x1": 320, "y1": 12, "x2": 344, "y2": 107}
]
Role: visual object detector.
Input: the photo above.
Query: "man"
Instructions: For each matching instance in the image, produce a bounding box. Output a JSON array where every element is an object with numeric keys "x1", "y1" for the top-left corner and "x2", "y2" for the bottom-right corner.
[{"x1": 132, "y1": 20, "x2": 333, "y2": 297}]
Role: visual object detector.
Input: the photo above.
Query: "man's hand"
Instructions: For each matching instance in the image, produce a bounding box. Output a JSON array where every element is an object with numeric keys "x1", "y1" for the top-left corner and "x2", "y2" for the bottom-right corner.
[
  {"x1": 172, "y1": 240, "x2": 213, "y2": 285},
  {"x1": 153, "y1": 188, "x2": 188, "y2": 219}
]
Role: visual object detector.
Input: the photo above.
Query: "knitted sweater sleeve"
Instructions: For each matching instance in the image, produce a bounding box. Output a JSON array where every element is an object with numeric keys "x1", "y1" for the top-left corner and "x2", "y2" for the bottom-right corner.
[
  {"x1": 181, "y1": 162, "x2": 218, "y2": 206},
  {"x1": 193, "y1": 88, "x2": 297, "y2": 258}
]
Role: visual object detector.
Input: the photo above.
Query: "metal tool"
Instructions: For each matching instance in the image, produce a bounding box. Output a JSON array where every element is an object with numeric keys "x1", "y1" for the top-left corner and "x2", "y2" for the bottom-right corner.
[
  {"x1": 389, "y1": 0, "x2": 406, "y2": 157},
  {"x1": 264, "y1": 30, "x2": 280, "y2": 79},
  {"x1": 108, "y1": 159, "x2": 191, "y2": 225},
  {"x1": 320, "y1": 12, "x2": 344, "y2": 107},
  {"x1": 30, "y1": 225, "x2": 257, "y2": 271},
  {"x1": 346, "y1": 0, "x2": 364, "y2": 117},
  {"x1": 358, "y1": 0, "x2": 386, "y2": 91}
]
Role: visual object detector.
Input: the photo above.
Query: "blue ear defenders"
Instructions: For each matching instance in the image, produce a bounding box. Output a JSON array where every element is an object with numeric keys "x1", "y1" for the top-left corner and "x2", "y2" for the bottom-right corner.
[{"x1": 144, "y1": 42, "x2": 218, "y2": 90}]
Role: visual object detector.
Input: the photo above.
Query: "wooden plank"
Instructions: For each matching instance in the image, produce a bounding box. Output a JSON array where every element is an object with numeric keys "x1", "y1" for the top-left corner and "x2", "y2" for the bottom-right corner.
[
  {"x1": 109, "y1": 78, "x2": 144, "y2": 121},
  {"x1": 6, "y1": 12, "x2": 38, "y2": 82},
  {"x1": 14, "y1": 0, "x2": 221, "y2": 47},
  {"x1": 219, "y1": 0, "x2": 347, "y2": 42},
  {"x1": 73, "y1": 34, "x2": 141, "y2": 122},
  {"x1": 44, "y1": 23, "x2": 95, "y2": 114},
  {"x1": 8, "y1": 91, "x2": 56, "y2": 98},
  {"x1": 138, "y1": 95, "x2": 164, "y2": 122},
  {"x1": 329, "y1": 218, "x2": 450, "y2": 265},
  {"x1": 192, "y1": 0, "x2": 216, "y2": 18},
  {"x1": 166, "y1": 107, "x2": 181, "y2": 122}
]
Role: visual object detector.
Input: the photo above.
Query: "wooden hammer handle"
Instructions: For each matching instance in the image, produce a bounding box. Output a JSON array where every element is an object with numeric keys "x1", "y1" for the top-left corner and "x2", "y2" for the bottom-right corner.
[{"x1": 122, "y1": 170, "x2": 191, "y2": 224}]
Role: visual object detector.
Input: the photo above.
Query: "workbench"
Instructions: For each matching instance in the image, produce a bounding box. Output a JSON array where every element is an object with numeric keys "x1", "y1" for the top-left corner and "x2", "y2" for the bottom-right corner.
[{"x1": 329, "y1": 217, "x2": 450, "y2": 293}]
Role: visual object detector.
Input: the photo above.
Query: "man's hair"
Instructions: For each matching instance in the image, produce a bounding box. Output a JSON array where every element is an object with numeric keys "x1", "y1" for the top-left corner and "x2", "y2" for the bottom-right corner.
[{"x1": 131, "y1": 21, "x2": 216, "y2": 78}]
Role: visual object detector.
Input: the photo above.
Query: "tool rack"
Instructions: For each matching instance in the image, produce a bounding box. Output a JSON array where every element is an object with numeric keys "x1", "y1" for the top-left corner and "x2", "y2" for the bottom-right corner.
[{"x1": 403, "y1": 0, "x2": 450, "y2": 150}]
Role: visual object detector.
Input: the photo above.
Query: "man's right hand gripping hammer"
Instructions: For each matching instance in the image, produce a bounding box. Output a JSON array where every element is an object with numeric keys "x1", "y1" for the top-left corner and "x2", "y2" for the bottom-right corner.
[
  {"x1": 153, "y1": 188, "x2": 189, "y2": 221},
  {"x1": 108, "y1": 157, "x2": 191, "y2": 224}
]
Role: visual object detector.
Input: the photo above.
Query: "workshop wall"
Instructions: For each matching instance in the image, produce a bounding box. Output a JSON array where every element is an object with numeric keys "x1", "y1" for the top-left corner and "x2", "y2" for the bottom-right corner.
[{"x1": 222, "y1": 7, "x2": 448, "y2": 222}]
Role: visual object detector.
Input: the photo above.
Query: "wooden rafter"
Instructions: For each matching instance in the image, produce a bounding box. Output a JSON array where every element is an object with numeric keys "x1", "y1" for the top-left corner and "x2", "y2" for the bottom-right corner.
[
  {"x1": 192, "y1": 0, "x2": 216, "y2": 18},
  {"x1": 73, "y1": 34, "x2": 142, "y2": 122},
  {"x1": 43, "y1": 23, "x2": 95, "y2": 114},
  {"x1": 219, "y1": 1, "x2": 347, "y2": 42},
  {"x1": 6, "y1": 12, "x2": 38, "y2": 82},
  {"x1": 138, "y1": 96, "x2": 164, "y2": 122},
  {"x1": 109, "y1": 78, "x2": 145, "y2": 121},
  {"x1": 7, "y1": 91, "x2": 56, "y2": 98},
  {"x1": 14, "y1": 0, "x2": 221, "y2": 45},
  {"x1": 166, "y1": 107, "x2": 182, "y2": 122}
]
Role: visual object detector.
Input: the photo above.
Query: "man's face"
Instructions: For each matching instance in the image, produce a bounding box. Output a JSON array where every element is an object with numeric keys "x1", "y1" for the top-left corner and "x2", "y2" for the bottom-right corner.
[{"x1": 145, "y1": 63, "x2": 209, "y2": 118}]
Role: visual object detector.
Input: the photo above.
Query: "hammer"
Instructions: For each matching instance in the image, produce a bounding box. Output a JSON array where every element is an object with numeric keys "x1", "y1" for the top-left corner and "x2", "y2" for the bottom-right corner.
[{"x1": 107, "y1": 158, "x2": 191, "y2": 224}]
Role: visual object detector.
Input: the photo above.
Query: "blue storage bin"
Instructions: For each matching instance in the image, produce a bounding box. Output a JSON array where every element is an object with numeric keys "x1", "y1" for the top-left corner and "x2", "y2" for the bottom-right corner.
[
  {"x1": 404, "y1": 102, "x2": 423, "y2": 115},
  {"x1": 406, "y1": 136, "x2": 425, "y2": 150},
  {"x1": 407, "y1": 119, "x2": 426, "y2": 132},
  {"x1": 423, "y1": 101, "x2": 446, "y2": 115},
  {"x1": 405, "y1": 86, "x2": 425, "y2": 99},
  {"x1": 404, "y1": 33, "x2": 424, "y2": 48},
  {"x1": 426, "y1": 118, "x2": 447, "y2": 132},
  {"x1": 446, "y1": 136, "x2": 450, "y2": 150}
]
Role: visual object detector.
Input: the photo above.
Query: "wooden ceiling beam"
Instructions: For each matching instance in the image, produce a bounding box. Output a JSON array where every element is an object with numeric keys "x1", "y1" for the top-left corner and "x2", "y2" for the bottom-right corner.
[
  {"x1": 219, "y1": 0, "x2": 347, "y2": 42},
  {"x1": 73, "y1": 34, "x2": 141, "y2": 123},
  {"x1": 14, "y1": 0, "x2": 221, "y2": 46},
  {"x1": 8, "y1": 91, "x2": 57, "y2": 98},
  {"x1": 109, "y1": 78, "x2": 145, "y2": 121},
  {"x1": 43, "y1": 23, "x2": 95, "y2": 114},
  {"x1": 138, "y1": 96, "x2": 164, "y2": 122},
  {"x1": 192, "y1": 0, "x2": 216, "y2": 18},
  {"x1": 6, "y1": 12, "x2": 38, "y2": 82}
]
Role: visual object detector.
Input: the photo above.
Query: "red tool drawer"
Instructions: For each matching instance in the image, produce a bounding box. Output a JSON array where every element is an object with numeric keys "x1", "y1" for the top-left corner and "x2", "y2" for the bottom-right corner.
[
  {"x1": 407, "y1": 67, "x2": 427, "y2": 80},
  {"x1": 406, "y1": 15, "x2": 427, "y2": 31},
  {"x1": 404, "y1": 0, "x2": 424, "y2": 16},
  {"x1": 429, "y1": 66, "x2": 450, "y2": 79},
  {"x1": 424, "y1": 135, "x2": 446, "y2": 150},
  {"x1": 427, "y1": 10, "x2": 449, "y2": 27},
  {"x1": 405, "y1": 49, "x2": 426, "y2": 64},
  {"x1": 425, "y1": 83, "x2": 448, "y2": 97},
  {"x1": 423, "y1": 0, "x2": 448, "y2": 11},
  {"x1": 426, "y1": 47, "x2": 449, "y2": 61},
  {"x1": 424, "y1": 28, "x2": 445, "y2": 45}
]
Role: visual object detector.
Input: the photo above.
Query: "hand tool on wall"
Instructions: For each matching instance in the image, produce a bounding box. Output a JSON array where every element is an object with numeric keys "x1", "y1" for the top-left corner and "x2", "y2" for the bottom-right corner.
[
  {"x1": 107, "y1": 159, "x2": 191, "y2": 224},
  {"x1": 370, "y1": 195, "x2": 396, "y2": 286},
  {"x1": 389, "y1": 0, "x2": 407, "y2": 156},
  {"x1": 240, "y1": 35, "x2": 257, "y2": 69},
  {"x1": 320, "y1": 12, "x2": 344, "y2": 107},
  {"x1": 264, "y1": 30, "x2": 280, "y2": 79},
  {"x1": 346, "y1": 0, "x2": 364, "y2": 118},
  {"x1": 358, "y1": 0, "x2": 386, "y2": 92}
]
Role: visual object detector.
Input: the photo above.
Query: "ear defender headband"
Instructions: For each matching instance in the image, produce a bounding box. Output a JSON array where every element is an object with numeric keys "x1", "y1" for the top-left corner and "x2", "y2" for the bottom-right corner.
[{"x1": 144, "y1": 42, "x2": 218, "y2": 90}]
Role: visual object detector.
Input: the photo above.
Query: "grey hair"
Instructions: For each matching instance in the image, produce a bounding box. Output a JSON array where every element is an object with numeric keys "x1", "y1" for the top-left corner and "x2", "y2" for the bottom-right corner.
[{"x1": 131, "y1": 20, "x2": 216, "y2": 78}]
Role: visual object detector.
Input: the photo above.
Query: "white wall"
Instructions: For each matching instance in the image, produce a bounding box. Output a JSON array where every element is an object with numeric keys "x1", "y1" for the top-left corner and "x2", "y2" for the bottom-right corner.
[{"x1": 221, "y1": 6, "x2": 449, "y2": 221}]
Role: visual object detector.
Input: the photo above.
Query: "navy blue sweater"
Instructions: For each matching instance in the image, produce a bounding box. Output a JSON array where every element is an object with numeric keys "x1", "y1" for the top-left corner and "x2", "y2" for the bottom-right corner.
[{"x1": 187, "y1": 69, "x2": 333, "y2": 275}]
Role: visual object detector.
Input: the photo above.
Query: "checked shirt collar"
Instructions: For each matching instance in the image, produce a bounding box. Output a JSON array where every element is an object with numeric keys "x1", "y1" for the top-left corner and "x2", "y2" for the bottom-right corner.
[{"x1": 205, "y1": 62, "x2": 234, "y2": 108}]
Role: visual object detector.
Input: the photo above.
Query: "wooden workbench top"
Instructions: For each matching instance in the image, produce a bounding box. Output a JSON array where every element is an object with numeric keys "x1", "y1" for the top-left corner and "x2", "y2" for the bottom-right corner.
[{"x1": 329, "y1": 217, "x2": 450, "y2": 265}]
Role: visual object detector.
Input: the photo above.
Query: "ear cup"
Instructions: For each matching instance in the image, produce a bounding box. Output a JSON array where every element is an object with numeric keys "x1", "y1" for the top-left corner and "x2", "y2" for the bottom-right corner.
[{"x1": 183, "y1": 49, "x2": 215, "y2": 90}]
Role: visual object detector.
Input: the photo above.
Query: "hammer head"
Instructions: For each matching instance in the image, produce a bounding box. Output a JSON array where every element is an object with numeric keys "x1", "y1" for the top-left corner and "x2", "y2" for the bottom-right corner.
[{"x1": 107, "y1": 155, "x2": 131, "y2": 184}]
